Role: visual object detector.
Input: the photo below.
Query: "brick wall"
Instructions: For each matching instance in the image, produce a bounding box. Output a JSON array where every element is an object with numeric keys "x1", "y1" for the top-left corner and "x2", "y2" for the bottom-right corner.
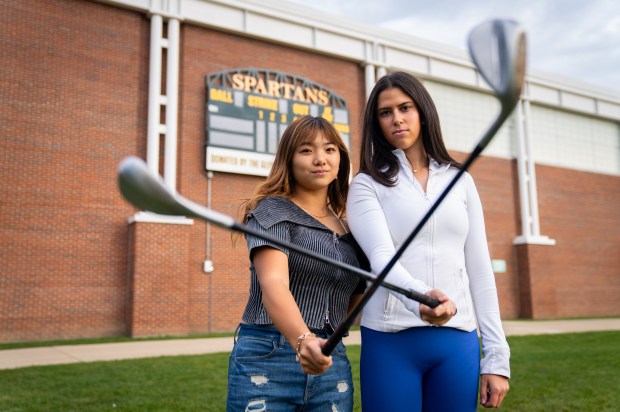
[
  {"x1": 464, "y1": 155, "x2": 522, "y2": 319},
  {"x1": 521, "y1": 165, "x2": 620, "y2": 318},
  {"x1": 1, "y1": 0, "x2": 618, "y2": 342},
  {"x1": 0, "y1": 0, "x2": 149, "y2": 341},
  {"x1": 0, "y1": 0, "x2": 365, "y2": 340},
  {"x1": 128, "y1": 220, "x2": 193, "y2": 337},
  {"x1": 470, "y1": 159, "x2": 620, "y2": 319}
]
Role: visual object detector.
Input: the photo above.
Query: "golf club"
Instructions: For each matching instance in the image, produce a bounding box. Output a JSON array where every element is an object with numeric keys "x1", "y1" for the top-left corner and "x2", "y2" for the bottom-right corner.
[
  {"x1": 320, "y1": 18, "x2": 526, "y2": 355},
  {"x1": 117, "y1": 156, "x2": 440, "y2": 306}
]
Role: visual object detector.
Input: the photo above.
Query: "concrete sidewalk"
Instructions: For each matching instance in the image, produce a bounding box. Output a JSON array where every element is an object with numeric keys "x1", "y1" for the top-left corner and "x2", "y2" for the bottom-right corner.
[{"x1": 1, "y1": 318, "x2": 619, "y2": 370}]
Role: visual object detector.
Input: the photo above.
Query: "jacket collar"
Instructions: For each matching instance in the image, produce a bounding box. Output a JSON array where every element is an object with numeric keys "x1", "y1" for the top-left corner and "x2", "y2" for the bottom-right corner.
[
  {"x1": 391, "y1": 148, "x2": 451, "y2": 174},
  {"x1": 250, "y1": 196, "x2": 333, "y2": 232}
]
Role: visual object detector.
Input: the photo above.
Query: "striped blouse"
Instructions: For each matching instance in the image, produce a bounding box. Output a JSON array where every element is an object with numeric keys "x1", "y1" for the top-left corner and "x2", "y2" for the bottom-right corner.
[{"x1": 241, "y1": 196, "x2": 367, "y2": 330}]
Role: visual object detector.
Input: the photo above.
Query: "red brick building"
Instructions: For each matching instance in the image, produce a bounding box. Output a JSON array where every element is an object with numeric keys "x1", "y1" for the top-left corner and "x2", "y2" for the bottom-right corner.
[{"x1": 1, "y1": 0, "x2": 619, "y2": 342}]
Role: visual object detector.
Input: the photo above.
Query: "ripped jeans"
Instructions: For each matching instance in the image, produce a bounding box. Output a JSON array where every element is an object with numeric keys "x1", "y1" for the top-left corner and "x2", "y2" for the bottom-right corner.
[{"x1": 226, "y1": 323, "x2": 354, "y2": 412}]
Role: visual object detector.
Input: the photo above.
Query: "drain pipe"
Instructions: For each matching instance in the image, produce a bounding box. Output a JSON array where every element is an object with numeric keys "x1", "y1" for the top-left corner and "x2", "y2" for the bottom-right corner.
[{"x1": 205, "y1": 171, "x2": 214, "y2": 332}]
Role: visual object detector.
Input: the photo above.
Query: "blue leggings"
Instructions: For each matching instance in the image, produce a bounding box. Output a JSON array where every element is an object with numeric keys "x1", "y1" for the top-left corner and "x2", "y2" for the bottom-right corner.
[{"x1": 360, "y1": 326, "x2": 480, "y2": 412}]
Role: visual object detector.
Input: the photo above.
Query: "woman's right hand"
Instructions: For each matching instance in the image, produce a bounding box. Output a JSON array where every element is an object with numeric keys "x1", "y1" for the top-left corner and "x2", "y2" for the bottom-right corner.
[
  {"x1": 420, "y1": 289, "x2": 457, "y2": 326},
  {"x1": 297, "y1": 336, "x2": 332, "y2": 375}
]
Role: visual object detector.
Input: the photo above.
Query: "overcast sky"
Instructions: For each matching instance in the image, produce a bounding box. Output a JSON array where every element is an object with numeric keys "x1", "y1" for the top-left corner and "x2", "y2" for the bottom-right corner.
[{"x1": 288, "y1": 0, "x2": 620, "y2": 94}]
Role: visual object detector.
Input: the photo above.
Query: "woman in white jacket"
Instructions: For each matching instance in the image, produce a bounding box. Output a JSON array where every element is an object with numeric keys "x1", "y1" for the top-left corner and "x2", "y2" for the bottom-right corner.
[{"x1": 347, "y1": 71, "x2": 510, "y2": 411}]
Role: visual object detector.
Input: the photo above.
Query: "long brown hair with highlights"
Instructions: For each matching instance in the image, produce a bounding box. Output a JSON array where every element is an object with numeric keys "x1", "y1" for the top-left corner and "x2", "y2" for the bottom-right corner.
[{"x1": 241, "y1": 115, "x2": 351, "y2": 222}]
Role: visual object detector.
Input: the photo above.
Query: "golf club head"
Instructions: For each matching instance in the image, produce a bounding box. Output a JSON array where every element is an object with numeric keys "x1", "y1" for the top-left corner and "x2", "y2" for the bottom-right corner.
[
  {"x1": 118, "y1": 156, "x2": 187, "y2": 216},
  {"x1": 468, "y1": 19, "x2": 526, "y2": 110},
  {"x1": 118, "y1": 156, "x2": 237, "y2": 228}
]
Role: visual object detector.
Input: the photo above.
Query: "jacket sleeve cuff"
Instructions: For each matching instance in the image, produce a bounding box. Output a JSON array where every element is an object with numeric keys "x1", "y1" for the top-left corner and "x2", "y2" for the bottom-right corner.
[
  {"x1": 400, "y1": 285, "x2": 431, "y2": 320},
  {"x1": 480, "y1": 346, "x2": 511, "y2": 378},
  {"x1": 403, "y1": 298, "x2": 422, "y2": 319}
]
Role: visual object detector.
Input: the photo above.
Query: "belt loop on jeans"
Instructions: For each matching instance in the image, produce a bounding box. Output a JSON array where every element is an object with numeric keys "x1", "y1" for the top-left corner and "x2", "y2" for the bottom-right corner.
[
  {"x1": 278, "y1": 333, "x2": 287, "y2": 349},
  {"x1": 233, "y1": 324, "x2": 242, "y2": 344}
]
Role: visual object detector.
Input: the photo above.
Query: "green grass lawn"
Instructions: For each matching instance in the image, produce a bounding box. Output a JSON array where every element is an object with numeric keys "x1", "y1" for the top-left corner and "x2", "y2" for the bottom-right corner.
[{"x1": 1, "y1": 331, "x2": 618, "y2": 411}]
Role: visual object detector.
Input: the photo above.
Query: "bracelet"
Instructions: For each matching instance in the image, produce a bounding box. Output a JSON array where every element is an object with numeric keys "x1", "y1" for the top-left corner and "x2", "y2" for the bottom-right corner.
[{"x1": 295, "y1": 332, "x2": 316, "y2": 362}]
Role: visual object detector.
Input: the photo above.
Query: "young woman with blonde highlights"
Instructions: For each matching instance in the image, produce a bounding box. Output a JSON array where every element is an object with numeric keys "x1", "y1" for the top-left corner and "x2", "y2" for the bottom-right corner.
[{"x1": 226, "y1": 115, "x2": 366, "y2": 411}]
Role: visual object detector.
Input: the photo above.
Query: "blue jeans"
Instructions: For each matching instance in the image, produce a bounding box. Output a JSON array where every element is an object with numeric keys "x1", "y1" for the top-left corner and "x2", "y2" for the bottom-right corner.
[{"x1": 226, "y1": 323, "x2": 354, "y2": 411}]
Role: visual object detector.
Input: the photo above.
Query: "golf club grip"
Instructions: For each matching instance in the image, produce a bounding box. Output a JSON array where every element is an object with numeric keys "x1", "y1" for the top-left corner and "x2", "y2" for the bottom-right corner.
[
  {"x1": 418, "y1": 294, "x2": 440, "y2": 308},
  {"x1": 321, "y1": 290, "x2": 439, "y2": 355}
]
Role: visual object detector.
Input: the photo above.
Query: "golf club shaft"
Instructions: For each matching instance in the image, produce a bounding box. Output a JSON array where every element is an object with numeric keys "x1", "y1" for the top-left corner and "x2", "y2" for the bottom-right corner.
[
  {"x1": 374, "y1": 110, "x2": 507, "y2": 277},
  {"x1": 228, "y1": 220, "x2": 435, "y2": 303},
  {"x1": 117, "y1": 156, "x2": 436, "y2": 305},
  {"x1": 321, "y1": 111, "x2": 509, "y2": 355}
]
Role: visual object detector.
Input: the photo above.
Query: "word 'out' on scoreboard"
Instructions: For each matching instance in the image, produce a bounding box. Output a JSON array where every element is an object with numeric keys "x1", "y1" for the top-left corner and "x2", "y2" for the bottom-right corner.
[{"x1": 205, "y1": 68, "x2": 350, "y2": 177}]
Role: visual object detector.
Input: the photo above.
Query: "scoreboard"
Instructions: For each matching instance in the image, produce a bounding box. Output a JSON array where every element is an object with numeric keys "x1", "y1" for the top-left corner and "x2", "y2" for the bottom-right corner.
[{"x1": 205, "y1": 68, "x2": 350, "y2": 176}]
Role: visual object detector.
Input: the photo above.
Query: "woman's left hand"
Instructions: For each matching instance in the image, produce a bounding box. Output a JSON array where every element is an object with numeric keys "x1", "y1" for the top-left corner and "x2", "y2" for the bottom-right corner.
[
  {"x1": 420, "y1": 289, "x2": 457, "y2": 326},
  {"x1": 480, "y1": 374, "x2": 509, "y2": 408}
]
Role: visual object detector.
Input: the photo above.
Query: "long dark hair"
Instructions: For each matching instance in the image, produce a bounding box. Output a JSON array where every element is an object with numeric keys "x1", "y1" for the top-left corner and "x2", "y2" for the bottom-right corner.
[
  {"x1": 242, "y1": 115, "x2": 350, "y2": 222},
  {"x1": 360, "y1": 71, "x2": 460, "y2": 186}
]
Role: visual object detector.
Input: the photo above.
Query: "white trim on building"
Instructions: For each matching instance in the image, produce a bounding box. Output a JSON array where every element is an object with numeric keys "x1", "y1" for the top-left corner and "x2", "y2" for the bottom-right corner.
[{"x1": 97, "y1": 0, "x2": 619, "y2": 119}]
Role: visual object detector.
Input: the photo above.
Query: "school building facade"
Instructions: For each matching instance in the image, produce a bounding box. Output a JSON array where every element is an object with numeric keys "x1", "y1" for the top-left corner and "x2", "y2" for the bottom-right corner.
[{"x1": 1, "y1": 0, "x2": 619, "y2": 342}]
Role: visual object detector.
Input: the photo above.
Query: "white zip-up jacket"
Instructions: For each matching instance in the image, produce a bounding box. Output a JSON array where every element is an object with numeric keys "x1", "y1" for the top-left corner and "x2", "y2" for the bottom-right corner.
[{"x1": 347, "y1": 149, "x2": 510, "y2": 377}]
